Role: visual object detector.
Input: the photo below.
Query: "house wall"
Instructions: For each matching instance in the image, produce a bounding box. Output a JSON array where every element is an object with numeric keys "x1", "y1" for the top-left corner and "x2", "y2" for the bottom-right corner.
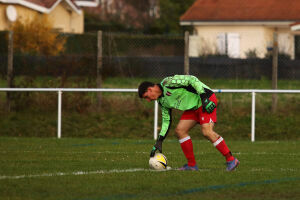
[
  {"x1": 277, "y1": 29, "x2": 295, "y2": 59},
  {"x1": 192, "y1": 25, "x2": 294, "y2": 58},
  {"x1": 0, "y1": 4, "x2": 6, "y2": 30},
  {"x1": 49, "y1": 3, "x2": 83, "y2": 33},
  {"x1": 0, "y1": 3, "x2": 83, "y2": 33},
  {"x1": 0, "y1": 4, "x2": 37, "y2": 30}
]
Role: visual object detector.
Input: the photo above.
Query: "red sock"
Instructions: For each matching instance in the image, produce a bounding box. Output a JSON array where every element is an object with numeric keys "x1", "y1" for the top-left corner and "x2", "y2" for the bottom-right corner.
[
  {"x1": 179, "y1": 136, "x2": 196, "y2": 166},
  {"x1": 213, "y1": 137, "x2": 234, "y2": 162}
]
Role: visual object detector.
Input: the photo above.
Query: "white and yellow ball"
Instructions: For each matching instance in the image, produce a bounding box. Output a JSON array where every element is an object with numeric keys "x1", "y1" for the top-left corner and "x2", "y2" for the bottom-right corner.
[{"x1": 149, "y1": 153, "x2": 168, "y2": 170}]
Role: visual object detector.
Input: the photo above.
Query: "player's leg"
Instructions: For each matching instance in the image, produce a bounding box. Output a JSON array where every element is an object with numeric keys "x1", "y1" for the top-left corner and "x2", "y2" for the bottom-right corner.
[
  {"x1": 201, "y1": 123, "x2": 239, "y2": 171},
  {"x1": 175, "y1": 119, "x2": 198, "y2": 170},
  {"x1": 175, "y1": 119, "x2": 196, "y2": 139},
  {"x1": 201, "y1": 122, "x2": 219, "y2": 142},
  {"x1": 199, "y1": 93, "x2": 239, "y2": 171},
  {"x1": 201, "y1": 123, "x2": 234, "y2": 161}
]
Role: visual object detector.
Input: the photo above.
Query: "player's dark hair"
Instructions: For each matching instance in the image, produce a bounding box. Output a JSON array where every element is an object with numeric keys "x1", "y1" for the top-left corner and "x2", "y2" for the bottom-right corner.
[{"x1": 138, "y1": 81, "x2": 155, "y2": 98}]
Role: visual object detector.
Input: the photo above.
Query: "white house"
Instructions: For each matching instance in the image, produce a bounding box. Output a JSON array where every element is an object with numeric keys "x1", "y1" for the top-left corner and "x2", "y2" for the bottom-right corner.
[
  {"x1": 180, "y1": 0, "x2": 300, "y2": 59},
  {"x1": 0, "y1": 0, "x2": 99, "y2": 33}
]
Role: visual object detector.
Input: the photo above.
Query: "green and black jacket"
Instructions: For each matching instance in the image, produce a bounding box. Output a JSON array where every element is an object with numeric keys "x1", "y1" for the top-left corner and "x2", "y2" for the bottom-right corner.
[{"x1": 157, "y1": 75, "x2": 214, "y2": 140}]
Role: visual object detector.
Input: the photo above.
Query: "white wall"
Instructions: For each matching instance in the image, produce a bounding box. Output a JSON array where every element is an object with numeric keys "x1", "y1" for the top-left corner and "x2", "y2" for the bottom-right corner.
[
  {"x1": 278, "y1": 30, "x2": 295, "y2": 59},
  {"x1": 191, "y1": 25, "x2": 294, "y2": 59}
]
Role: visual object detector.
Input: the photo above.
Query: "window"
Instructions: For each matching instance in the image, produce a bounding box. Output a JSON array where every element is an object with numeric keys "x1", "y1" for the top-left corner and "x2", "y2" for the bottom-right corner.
[
  {"x1": 217, "y1": 33, "x2": 240, "y2": 58},
  {"x1": 217, "y1": 33, "x2": 227, "y2": 55}
]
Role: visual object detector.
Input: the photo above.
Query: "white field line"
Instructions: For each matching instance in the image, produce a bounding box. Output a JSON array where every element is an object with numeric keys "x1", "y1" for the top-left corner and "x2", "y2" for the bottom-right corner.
[
  {"x1": 0, "y1": 151, "x2": 149, "y2": 154},
  {"x1": 0, "y1": 168, "x2": 151, "y2": 180},
  {"x1": 0, "y1": 167, "x2": 297, "y2": 181},
  {"x1": 0, "y1": 167, "x2": 180, "y2": 180}
]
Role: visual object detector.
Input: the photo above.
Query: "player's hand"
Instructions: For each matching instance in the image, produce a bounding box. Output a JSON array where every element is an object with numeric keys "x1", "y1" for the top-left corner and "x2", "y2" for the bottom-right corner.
[
  {"x1": 202, "y1": 98, "x2": 216, "y2": 113},
  {"x1": 150, "y1": 140, "x2": 162, "y2": 157}
]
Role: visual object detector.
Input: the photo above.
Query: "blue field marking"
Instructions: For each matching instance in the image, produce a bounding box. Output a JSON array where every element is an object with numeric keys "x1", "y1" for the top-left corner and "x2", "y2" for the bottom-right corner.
[
  {"x1": 93, "y1": 177, "x2": 300, "y2": 200},
  {"x1": 173, "y1": 177, "x2": 300, "y2": 196},
  {"x1": 111, "y1": 142, "x2": 120, "y2": 145}
]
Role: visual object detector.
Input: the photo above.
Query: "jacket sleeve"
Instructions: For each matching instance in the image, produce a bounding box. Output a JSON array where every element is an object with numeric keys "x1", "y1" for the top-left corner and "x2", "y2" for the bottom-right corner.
[
  {"x1": 158, "y1": 105, "x2": 172, "y2": 141},
  {"x1": 163, "y1": 75, "x2": 209, "y2": 95}
]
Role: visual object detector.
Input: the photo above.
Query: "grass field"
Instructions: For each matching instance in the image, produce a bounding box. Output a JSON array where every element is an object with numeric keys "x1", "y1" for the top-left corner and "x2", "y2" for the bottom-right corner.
[{"x1": 0, "y1": 137, "x2": 299, "y2": 200}]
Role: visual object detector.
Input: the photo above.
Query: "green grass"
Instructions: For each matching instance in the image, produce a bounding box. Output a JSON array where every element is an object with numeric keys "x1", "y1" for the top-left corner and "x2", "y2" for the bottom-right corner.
[{"x1": 0, "y1": 137, "x2": 299, "y2": 200}]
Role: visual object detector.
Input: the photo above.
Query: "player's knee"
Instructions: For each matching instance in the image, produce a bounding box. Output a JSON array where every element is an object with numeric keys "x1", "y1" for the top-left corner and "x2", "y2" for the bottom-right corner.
[
  {"x1": 201, "y1": 126, "x2": 213, "y2": 137},
  {"x1": 175, "y1": 127, "x2": 187, "y2": 138},
  {"x1": 175, "y1": 126, "x2": 182, "y2": 135}
]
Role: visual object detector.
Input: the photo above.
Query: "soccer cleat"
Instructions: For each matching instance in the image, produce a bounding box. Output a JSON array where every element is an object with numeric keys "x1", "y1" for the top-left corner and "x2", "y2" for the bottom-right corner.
[
  {"x1": 226, "y1": 158, "x2": 240, "y2": 171},
  {"x1": 178, "y1": 164, "x2": 199, "y2": 171}
]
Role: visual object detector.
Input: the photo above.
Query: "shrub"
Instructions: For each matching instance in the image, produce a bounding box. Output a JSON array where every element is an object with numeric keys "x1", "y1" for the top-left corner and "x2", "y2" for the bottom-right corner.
[
  {"x1": 11, "y1": 15, "x2": 65, "y2": 56},
  {"x1": 245, "y1": 49, "x2": 258, "y2": 58}
]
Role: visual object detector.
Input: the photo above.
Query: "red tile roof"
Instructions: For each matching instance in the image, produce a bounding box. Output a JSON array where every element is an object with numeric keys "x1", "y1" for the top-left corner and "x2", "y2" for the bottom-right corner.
[
  {"x1": 25, "y1": 0, "x2": 79, "y2": 9},
  {"x1": 0, "y1": 0, "x2": 81, "y2": 12},
  {"x1": 180, "y1": 0, "x2": 300, "y2": 21},
  {"x1": 0, "y1": 0, "x2": 79, "y2": 10},
  {"x1": 24, "y1": 0, "x2": 58, "y2": 8}
]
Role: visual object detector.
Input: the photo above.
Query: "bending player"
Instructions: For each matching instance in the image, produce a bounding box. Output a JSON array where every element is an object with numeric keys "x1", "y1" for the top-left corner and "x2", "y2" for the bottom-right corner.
[{"x1": 138, "y1": 75, "x2": 239, "y2": 171}]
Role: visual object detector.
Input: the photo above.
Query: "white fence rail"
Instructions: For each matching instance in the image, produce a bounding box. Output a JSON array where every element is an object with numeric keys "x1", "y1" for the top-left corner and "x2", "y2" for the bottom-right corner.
[
  {"x1": 0, "y1": 88, "x2": 299, "y2": 141},
  {"x1": 212, "y1": 89, "x2": 300, "y2": 142}
]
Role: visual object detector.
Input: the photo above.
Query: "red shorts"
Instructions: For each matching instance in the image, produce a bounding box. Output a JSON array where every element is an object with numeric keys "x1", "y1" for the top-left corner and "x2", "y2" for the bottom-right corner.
[{"x1": 180, "y1": 94, "x2": 218, "y2": 125}]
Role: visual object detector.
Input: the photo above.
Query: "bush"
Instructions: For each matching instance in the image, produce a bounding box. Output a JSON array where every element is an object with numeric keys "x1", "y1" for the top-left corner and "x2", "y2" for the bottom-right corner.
[
  {"x1": 245, "y1": 49, "x2": 258, "y2": 58},
  {"x1": 11, "y1": 16, "x2": 65, "y2": 56}
]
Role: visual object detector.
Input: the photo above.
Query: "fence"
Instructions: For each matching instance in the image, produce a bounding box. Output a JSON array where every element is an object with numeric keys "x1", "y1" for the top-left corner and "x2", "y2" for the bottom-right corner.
[
  {"x1": 1, "y1": 31, "x2": 300, "y2": 82},
  {"x1": 0, "y1": 88, "x2": 299, "y2": 142},
  {"x1": 0, "y1": 31, "x2": 299, "y2": 140}
]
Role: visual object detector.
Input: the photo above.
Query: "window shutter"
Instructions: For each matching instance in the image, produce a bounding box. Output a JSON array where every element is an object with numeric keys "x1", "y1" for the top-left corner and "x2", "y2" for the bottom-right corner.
[
  {"x1": 227, "y1": 33, "x2": 240, "y2": 58},
  {"x1": 217, "y1": 33, "x2": 226, "y2": 55}
]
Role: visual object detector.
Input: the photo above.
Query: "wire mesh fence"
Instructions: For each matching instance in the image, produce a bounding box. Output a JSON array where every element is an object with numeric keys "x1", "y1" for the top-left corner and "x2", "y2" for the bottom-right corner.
[
  {"x1": 0, "y1": 30, "x2": 299, "y2": 139},
  {"x1": 0, "y1": 31, "x2": 299, "y2": 83}
]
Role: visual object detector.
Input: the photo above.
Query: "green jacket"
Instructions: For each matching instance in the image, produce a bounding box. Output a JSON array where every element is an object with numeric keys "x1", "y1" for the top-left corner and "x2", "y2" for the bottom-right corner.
[{"x1": 157, "y1": 75, "x2": 213, "y2": 140}]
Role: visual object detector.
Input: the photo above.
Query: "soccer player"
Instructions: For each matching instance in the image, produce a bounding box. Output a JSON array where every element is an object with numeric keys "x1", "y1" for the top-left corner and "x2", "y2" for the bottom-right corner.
[{"x1": 138, "y1": 75, "x2": 239, "y2": 171}]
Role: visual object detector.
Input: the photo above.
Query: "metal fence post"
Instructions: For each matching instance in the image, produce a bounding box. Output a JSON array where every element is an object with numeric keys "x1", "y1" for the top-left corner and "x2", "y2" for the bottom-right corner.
[
  {"x1": 7, "y1": 31, "x2": 14, "y2": 112},
  {"x1": 57, "y1": 90, "x2": 62, "y2": 139},
  {"x1": 97, "y1": 31, "x2": 103, "y2": 111},
  {"x1": 272, "y1": 31, "x2": 278, "y2": 113},
  {"x1": 184, "y1": 31, "x2": 190, "y2": 75},
  {"x1": 251, "y1": 92, "x2": 256, "y2": 142},
  {"x1": 154, "y1": 100, "x2": 158, "y2": 140}
]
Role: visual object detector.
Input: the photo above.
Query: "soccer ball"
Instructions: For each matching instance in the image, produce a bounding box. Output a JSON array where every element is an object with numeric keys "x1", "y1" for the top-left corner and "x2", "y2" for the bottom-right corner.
[{"x1": 149, "y1": 153, "x2": 168, "y2": 170}]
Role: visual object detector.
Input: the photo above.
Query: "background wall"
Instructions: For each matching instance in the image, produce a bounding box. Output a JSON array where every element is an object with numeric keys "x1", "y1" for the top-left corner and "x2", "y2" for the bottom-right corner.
[{"x1": 193, "y1": 26, "x2": 294, "y2": 59}]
